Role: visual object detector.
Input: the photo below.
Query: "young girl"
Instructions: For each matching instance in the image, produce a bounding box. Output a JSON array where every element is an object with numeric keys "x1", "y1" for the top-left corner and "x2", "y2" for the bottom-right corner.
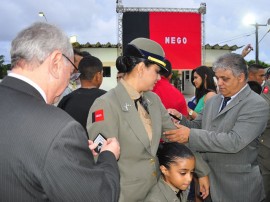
[{"x1": 145, "y1": 142, "x2": 195, "y2": 202}]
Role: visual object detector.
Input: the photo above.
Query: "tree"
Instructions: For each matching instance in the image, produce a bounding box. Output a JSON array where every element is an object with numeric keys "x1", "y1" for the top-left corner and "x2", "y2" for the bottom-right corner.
[
  {"x1": 246, "y1": 60, "x2": 270, "y2": 68},
  {"x1": 0, "y1": 55, "x2": 11, "y2": 79}
]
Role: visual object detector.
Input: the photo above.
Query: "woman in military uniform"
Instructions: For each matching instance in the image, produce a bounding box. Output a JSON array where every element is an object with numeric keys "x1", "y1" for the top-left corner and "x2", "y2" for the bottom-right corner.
[{"x1": 87, "y1": 38, "x2": 209, "y2": 202}]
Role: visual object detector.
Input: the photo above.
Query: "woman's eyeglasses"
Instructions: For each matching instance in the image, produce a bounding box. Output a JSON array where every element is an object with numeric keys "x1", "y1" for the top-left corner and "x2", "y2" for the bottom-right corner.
[{"x1": 62, "y1": 54, "x2": 81, "y2": 82}]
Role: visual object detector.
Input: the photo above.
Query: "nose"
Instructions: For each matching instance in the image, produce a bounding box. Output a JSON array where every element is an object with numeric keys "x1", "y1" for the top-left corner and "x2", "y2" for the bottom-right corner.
[{"x1": 186, "y1": 173, "x2": 193, "y2": 183}]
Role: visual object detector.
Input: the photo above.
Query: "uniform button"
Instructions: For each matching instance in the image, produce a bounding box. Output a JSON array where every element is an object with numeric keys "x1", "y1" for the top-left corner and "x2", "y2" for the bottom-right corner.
[
  {"x1": 261, "y1": 139, "x2": 264, "y2": 143},
  {"x1": 152, "y1": 171, "x2": 157, "y2": 177},
  {"x1": 150, "y1": 158, "x2": 155, "y2": 163}
]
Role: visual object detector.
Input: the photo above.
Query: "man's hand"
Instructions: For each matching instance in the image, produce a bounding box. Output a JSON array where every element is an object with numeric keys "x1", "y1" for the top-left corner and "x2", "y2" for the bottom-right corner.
[
  {"x1": 163, "y1": 122, "x2": 190, "y2": 143},
  {"x1": 100, "y1": 137, "x2": 120, "y2": 160},
  {"x1": 241, "y1": 44, "x2": 253, "y2": 58},
  {"x1": 88, "y1": 138, "x2": 120, "y2": 160},
  {"x1": 198, "y1": 175, "x2": 210, "y2": 199}
]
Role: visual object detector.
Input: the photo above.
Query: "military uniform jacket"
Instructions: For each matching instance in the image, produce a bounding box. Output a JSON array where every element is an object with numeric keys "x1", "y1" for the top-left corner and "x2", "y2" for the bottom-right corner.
[
  {"x1": 87, "y1": 82, "x2": 209, "y2": 202},
  {"x1": 259, "y1": 80, "x2": 270, "y2": 171},
  {"x1": 144, "y1": 177, "x2": 188, "y2": 202},
  {"x1": 181, "y1": 85, "x2": 269, "y2": 202}
]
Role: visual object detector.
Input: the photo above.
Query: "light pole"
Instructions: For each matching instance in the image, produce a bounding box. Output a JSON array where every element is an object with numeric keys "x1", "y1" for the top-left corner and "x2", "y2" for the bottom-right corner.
[
  {"x1": 251, "y1": 19, "x2": 270, "y2": 64},
  {"x1": 38, "y1": 12, "x2": 48, "y2": 22}
]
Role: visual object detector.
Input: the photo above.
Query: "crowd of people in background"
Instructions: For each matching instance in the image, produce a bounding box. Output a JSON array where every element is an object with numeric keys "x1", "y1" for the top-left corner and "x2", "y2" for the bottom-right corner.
[{"x1": 0, "y1": 22, "x2": 270, "y2": 202}]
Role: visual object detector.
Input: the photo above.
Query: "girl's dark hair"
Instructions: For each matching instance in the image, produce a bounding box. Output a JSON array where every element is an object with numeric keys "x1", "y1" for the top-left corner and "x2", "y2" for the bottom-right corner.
[
  {"x1": 193, "y1": 66, "x2": 217, "y2": 103},
  {"x1": 157, "y1": 142, "x2": 194, "y2": 171},
  {"x1": 116, "y1": 56, "x2": 156, "y2": 73}
]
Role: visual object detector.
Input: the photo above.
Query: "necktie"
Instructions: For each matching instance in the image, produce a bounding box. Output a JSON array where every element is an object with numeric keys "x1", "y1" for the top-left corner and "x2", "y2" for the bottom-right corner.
[
  {"x1": 176, "y1": 190, "x2": 182, "y2": 198},
  {"x1": 134, "y1": 96, "x2": 149, "y2": 114},
  {"x1": 219, "y1": 97, "x2": 231, "y2": 112}
]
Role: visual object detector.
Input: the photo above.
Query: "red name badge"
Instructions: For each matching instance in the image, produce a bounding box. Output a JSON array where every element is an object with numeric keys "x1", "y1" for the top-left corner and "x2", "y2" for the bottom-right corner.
[{"x1": 92, "y1": 109, "x2": 104, "y2": 123}]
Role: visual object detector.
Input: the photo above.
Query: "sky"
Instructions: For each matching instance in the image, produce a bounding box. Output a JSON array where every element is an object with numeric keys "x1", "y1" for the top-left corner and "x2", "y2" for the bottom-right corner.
[{"x1": 0, "y1": 0, "x2": 269, "y2": 64}]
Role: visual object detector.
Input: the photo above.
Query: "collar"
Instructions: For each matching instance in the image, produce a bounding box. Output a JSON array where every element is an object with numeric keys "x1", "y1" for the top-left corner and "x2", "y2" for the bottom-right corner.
[
  {"x1": 221, "y1": 84, "x2": 248, "y2": 103},
  {"x1": 120, "y1": 79, "x2": 143, "y2": 100},
  {"x1": 8, "y1": 72, "x2": 47, "y2": 103},
  {"x1": 161, "y1": 176, "x2": 179, "y2": 194}
]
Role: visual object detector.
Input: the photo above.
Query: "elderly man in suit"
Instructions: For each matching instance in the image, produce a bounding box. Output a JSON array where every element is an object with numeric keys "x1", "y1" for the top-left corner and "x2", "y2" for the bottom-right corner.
[
  {"x1": 165, "y1": 53, "x2": 269, "y2": 202},
  {"x1": 0, "y1": 22, "x2": 120, "y2": 201}
]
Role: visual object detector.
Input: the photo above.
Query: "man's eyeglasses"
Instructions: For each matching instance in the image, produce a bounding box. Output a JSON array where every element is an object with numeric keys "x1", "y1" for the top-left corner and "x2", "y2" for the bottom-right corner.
[{"x1": 62, "y1": 54, "x2": 81, "y2": 82}]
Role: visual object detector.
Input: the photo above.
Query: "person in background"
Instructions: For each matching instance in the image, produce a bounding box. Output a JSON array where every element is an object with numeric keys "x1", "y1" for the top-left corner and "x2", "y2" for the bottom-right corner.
[
  {"x1": 258, "y1": 67, "x2": 270, "y2": 201},
  {"x1": 247, "y1": 80, "x2": 262, "y2": 94},
  {"x1": 116, "y1": 71, "x2": 125, "y2": 82},
  {"x1": 187, "y1": 66, "x2": 217, "y2": 120},
  {"x1": 248, "y1": 64, "x2": 266, "y2": 86},
  {"x1": 145, "y1": 142, "x2": 195, "y2": 202},
  {"x1": 152, "y1": 59, "x2": 188, "y2": 117},
  {"x1": 165, "y1": 53, "x2": 269, "y2": 202},
  {"x1": 54, "y1": 49, "x2": 91, "y2": 105},
  {"x1": 87, "y1": 38, "x2": 210, "y2": 202},
  {"x1": 58, "y1": 55, "x2": 106, "y2": 131},
  {"x1": 0, "y1": 22, "x2": 120, "y2": 201}
]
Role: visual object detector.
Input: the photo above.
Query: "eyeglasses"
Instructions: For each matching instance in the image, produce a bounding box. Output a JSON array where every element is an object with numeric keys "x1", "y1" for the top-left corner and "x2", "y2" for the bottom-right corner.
[{"x1": 62, "y1": 54, "x2": 81, "y2": 82}]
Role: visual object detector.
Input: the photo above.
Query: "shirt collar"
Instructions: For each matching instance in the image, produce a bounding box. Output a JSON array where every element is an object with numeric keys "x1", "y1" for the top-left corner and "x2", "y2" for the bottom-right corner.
[
  {"x1": 221, "y1": 84, "x2": 248, "y2": 102},
  {"x1": 8, "y1": 72, "x2": 47, "y2": 103},
  {"x1": 161, "y1": 176, "x2": 179, "y2": 194}
]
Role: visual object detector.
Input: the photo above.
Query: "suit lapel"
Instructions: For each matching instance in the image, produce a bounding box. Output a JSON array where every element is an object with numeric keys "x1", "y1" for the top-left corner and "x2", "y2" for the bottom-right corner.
[{"x1": 114, "y1": 83, "x2": 152, "y2": 154}]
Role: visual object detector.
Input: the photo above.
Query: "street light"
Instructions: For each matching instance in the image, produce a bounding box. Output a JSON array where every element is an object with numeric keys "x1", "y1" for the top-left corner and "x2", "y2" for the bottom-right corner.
[{"x1": 38, "y1": 12, "x2": 48, "y2": 22}]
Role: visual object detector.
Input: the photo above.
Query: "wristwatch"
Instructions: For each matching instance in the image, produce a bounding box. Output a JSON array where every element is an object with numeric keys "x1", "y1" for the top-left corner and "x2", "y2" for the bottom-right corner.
[{"x1": 189, "y1": 110, "x2": 194, "y2": 116}]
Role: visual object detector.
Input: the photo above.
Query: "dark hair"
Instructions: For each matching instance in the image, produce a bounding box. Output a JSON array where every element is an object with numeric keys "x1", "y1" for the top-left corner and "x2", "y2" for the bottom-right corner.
[
  {"x1": 116, "y1": 56, "x2": 157, "y2": 73},
  {"x1": 247, "y1": 81, "x2": 262, "y2": 94},
  {"x1": 193, "y1": 66, "x2": 217, "y2": 103},
  {"x1": 248, "y1": 64, "x2": 265, "y2": 74},
  {"x1": 157, "y1": 142, "x2": 194, "y2": 172},
  {"x1": 78, "y1": 56, "x2": 103, "y2": 80},
  {"x1": 160, "y1": 59, "x2": 172, "y2": 78},
  {"x1": 73, "y1": 48, "x2": 91, "y2": 57}
]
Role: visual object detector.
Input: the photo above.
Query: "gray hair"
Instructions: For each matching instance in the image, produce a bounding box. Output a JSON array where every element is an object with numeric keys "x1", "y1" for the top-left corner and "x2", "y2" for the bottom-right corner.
[
  {"x1": 212, "y1": 53, "x2": 248, "y2": 80},
  {"x1": 10, "y1": 22, "x2": 73, "y2": 69}
]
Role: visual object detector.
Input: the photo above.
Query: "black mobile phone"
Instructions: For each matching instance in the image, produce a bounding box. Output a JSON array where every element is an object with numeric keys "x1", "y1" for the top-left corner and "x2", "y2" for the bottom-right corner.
[
  {"x1": 93, "y1": 133, "x2": 107, "y2": 153},
  {"x1": 169, "y1": 113, "x2": 181, "y2": 121}
]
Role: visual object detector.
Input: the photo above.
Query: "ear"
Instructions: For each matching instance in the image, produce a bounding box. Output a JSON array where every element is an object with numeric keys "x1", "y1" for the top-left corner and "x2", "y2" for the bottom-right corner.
[
  {"x1": 48, "y1": 50, "x2": 63, "y2": 80},
  {"x1": 136, "y1": 62, "x2": 145, "y2": 77},
  {"x1": 238, "y1": 72, "x2": 246, "y2": 82},
  {"x1": 160, "y1": 165, "x2": 168, "y2": 176}
]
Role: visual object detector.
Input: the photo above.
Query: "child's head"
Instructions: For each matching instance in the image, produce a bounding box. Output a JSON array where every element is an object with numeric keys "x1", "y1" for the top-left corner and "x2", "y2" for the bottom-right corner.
[{"x1": 157, "y1": 142, "x2": 195, "y2": 191}]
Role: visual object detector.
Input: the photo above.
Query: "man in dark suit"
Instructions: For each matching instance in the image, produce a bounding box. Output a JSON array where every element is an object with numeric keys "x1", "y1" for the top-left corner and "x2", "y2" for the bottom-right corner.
[
  {"x1": 0, "y1": 22, "x2": 120, "y2": 201},
  {"x1": 165, "y1": 53, "x2": 269, "y2": 202}
]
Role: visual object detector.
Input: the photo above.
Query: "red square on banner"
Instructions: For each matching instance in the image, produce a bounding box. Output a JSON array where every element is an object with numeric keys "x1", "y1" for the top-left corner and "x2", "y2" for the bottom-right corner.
[{"x1": 149, "y1": 12, "x2": 201, "y2": 69}]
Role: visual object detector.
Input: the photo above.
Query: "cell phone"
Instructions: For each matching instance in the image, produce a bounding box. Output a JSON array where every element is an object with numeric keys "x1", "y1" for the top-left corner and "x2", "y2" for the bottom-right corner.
[
  {"x1": 169, "y1": 113, "x2": 181, "y2": 121},
  {"x1": 93, "y1": 133, "x2": 107, "y2": 153}
]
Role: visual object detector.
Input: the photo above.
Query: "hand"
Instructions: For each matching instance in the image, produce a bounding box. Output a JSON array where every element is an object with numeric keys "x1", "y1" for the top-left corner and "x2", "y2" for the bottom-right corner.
[
  {"x1": 241, "y1": 44, "x2": 253, "y2": 57},
  {"x1": 198, "y1": 175, "x2": 210, "y2": 199},
  {"x1": 101, "y1": 137, "x2": 120, "y2": 160},
  {"x1": 88, "y1": 140, "x2": 99, "y2": 156},
  {"x1": 163, "y1": 122, "x2": 190, "y2": 143},
  {"x1": 167, "y1": 108, "x2": 182, "y2": 119}
]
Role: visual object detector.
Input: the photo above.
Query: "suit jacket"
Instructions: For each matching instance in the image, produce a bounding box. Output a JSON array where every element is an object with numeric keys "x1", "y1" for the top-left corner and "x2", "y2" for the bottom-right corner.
[
  {"x1": 144, "y1": 177, "x2": 188, "y2": 202},
  {"x1": 259, "y1": 80, "x2": 270, "y2": 171},
  {"x1": 181, "y1": 85, "x2": 269, "y2": 202},
  {"x1": 87, "y1": 82, "x2": 209, "y2": 202},
  {"x1": 0, "y1": 76, "x2": 120, "y2": 202}
]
